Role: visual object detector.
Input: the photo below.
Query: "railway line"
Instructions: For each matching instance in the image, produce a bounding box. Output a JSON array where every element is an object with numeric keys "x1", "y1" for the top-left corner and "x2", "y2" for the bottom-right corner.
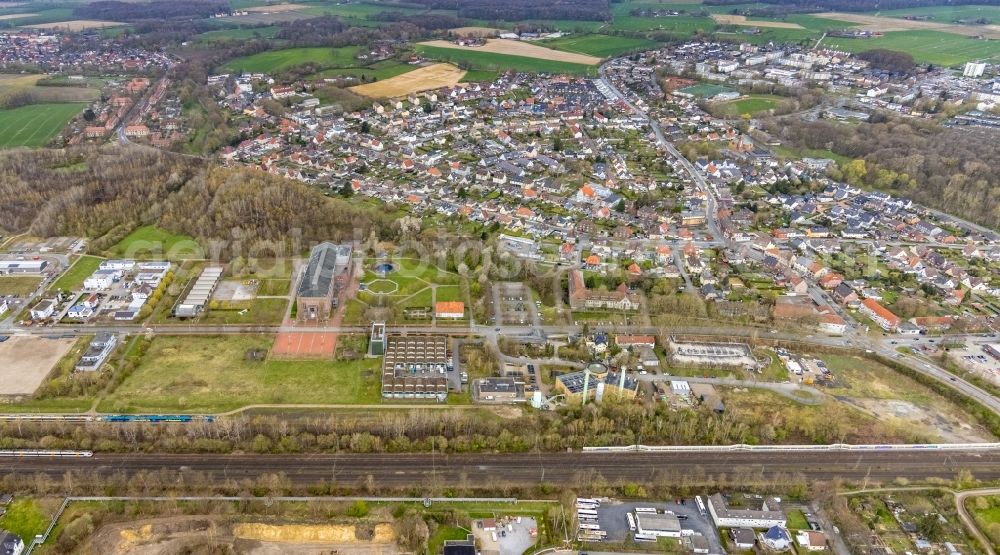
[{"x1": 2, "y1": 450, "x2": 999, "y2": 486}]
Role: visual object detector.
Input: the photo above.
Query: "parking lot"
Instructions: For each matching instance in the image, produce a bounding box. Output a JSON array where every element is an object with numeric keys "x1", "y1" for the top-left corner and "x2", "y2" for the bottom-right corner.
[
  {"x1": 473, "y1": 516, "x2": 538, "y2": 555},
  {"x1": 493, "y1": 282, "x2": 540, "y2": 327},
  {"x1": 595, "y1": 498, "x2": 722, "y2": 553}
]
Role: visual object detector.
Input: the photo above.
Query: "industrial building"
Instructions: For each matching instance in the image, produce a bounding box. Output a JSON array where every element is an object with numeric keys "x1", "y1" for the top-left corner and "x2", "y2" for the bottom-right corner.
[
  {"x1": 0, "y1": 259, "x2": 46, "y2": 275},
  {"x1": 635, "y1": 512, "x2": 682, "y2": 538},
  {"x1": 296, "y1": 242, "x2": 353, "y2": 321},
  {"x1": 707, "y1": 494, "x2": 786, "y2": 528},
  {"x1": 554, "y1": 363, "x2": 638, "y2": 402},
  {"x1": 381, "y1": 334, "x2": 449, "y2": 400},
  {"x1": 175, "y1": 266, "x2": 223, "y2": 318}
]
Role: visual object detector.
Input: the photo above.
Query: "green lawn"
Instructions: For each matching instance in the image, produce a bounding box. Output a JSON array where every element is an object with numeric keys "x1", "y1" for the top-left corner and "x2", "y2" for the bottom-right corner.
[
  {"x1": 543, "y1": 33, "x2": 659, "y2": 58},
  {"x1": 459, "y1": 69, "x2": 499, "y2": 82},
  {"x1": 873, "y1": 4, "x2": 1000, "y2": 21},
  {"x1": 98, "y1": 335, "x2": 382, "y2": 413},
  {"x1": 822, "y1": 30, "x2": 1000, "y2": 66},
  {"x1": 257, "y1": 278, "x2": 291, "y2": 296},
  {"x1": 415, "y1": 45, "x2": 597, "y2": 75},
  {"x1": 435, "y1": 285, "x2": 463, "y2": 303},
  {"x1": 0, "y1": 276, "x2": 41, "y2": 296},
  {"x1": 109, "y1": 225, "x2": 203, "y2": 260},
  {"x1": 313, "y1": 60, "x2": 416, "y2": 81},
  {"x1": 200, "y1": 298, "x2": 288, "y2": 325},
  {"x1": 786, "y1": 508, "x2": 810, "y2": 530},
  {"x1": 221, "y1": 46, "x2": 362, "y2": 73},
  {"x1": 49, "y1": 255, "x2": 102, "y2": 292},
  {"x1": 0, "y1": 103, "x2": 82, "y2": 148},
  {"x1": 0, "y1": 498, "x2": 50, "y2": 541}
]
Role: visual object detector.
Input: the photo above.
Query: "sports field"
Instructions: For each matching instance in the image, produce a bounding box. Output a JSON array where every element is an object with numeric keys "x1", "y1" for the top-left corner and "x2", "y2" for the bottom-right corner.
[
  {"x1": 0, "y1": 103, "x2": 81, "y2": 148},
  {"x1": 220, "y1": 45, "x2": 361, "y2": 73},
  {"x1": 418, "y1": 38, "x2": 601, "y2": 65},
  {"x1": 677, "y1": 83, "x2": 734, "y2": 98},
  {"x1": 543, "y1": 33, "x2": 659, "y2": 58},
  {"x1": 708, "y1": 95, "x2": 786, "y2": 118},
  {"x1": 350, "y1": 63, "x2": 466, "y2": 98},
  {"x1": 97, "y1": 335, "x2": 382, "y2": 412},
  {"x1": 416, "y1": 45, "x2": 596, "y2": 75}
]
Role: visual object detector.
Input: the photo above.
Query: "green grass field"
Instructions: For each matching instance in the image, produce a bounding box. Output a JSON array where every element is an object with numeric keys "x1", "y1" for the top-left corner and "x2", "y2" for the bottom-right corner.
[
  {"x1": 873, "y1": 4, "x2": 1000, "y2": 21},
  {"x1": 98, "y1": 335, "x2": 382, "y2": 413},
  {"x1": 708, "y1": 94, "x2": 785, "y2": 118},
  {"x1": 200, "y1": 298, "x2": 288, "y2": 325},
  {"x1": 109, "y1": 225, "x2": 203, "y2": 260},
  {"x1": 220, "y1": 46, "x2": 362, "y2": 73},
  {"x1": 416, "y1": 45, "x2": 597, "y2": 75},
  {"x1": 459, "y1": 68, "x2": 499, "y2": 82},
  {"x1": 677, "y1": 83, "x2": 734, "y2": 98},
  {"x1": 196, "y1": 25, "x2": 279, "y2": 42},
  {"x1": 313, "y1": 59, "x2": 416, "y2": 81},
  {"x1": 49, "y1": 255, "x2": 103, "y2": 292},
  {"x1": 821, "y1": 30, "x2": 1000, "y2": 66},
  {"x1": 543, "y1": 33, "x2": 659, "y2": 58},
  {"x1": 0, "y1": 498, "x2": 50, "y2": 541},
  {"x1": 0, "y1": 103, "x2": 82, "y2": 148},
  {"x1": 0, "y1": 276, "x2": 41, "y2": 296}
]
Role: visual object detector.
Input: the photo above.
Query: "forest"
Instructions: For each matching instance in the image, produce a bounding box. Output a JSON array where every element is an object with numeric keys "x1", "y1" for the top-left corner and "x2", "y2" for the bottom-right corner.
[
  {"x1": 407, "y1": 0, "x2": 611, "y2": 21},
  {"x1": 73, "y1": 0, "x2": 227, "y2": 21},
  {"x1": 763, "y1": 117, "x2": 1000, "y2": 231},
  {"x1": 0, "y1": 147, "x2": 400, "y2": 258}
]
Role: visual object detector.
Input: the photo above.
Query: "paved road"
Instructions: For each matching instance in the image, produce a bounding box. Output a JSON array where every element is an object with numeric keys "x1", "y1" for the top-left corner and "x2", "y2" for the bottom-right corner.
[
  {"x1": 955, "y1": 487, "x2": 1000, "y2": 555},
  {"x1": 3, "y1": 450, "x2": 999, "y2": 486},
  {"x1": 638, "y1": 375, "x2": 825, "y2": 404}
]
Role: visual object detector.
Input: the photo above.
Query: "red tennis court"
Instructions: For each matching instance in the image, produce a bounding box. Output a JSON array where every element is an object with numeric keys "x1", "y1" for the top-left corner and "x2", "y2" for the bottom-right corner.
[{"x1": 271, "y1": 331, "x2": 338, "y2": 358}]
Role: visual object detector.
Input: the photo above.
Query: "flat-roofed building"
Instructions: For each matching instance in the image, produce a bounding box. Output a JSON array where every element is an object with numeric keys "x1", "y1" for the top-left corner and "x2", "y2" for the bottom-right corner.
[
  {"x1": 175, "y1": 266, "x2": 223, "y2": 318},
  {"x1": 296, "y1": 242, "x2": 353, "y2": 321},
  {"x1": 0, "y1": 259, "x2": 46, "y2": 275},
  {"x1": 708, "y1": 493, "x2": 786, "y2": 528},
  {"x1": 473, "y1": 377, "x2": 526, "y2": 403},
  {"x1": 635, "y1": 512, "x2": 682, "y2": 538}
]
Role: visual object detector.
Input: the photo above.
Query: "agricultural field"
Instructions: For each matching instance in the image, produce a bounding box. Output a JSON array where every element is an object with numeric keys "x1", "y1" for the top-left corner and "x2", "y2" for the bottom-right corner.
[
  {"x1": 711, "y1": 13, "x2": 805, "y2": 29},
  {"x1": 98, "y1": 335, "x2": 383, "y2": 413},
  {"x1": 460, "y1": 68, "x2": 499, "y2": 82},
  {"x1": 49, "y1": 255, "x2": 102, "y2": 292},
  {"x1": 707, "y1": 95, "x2": 787, "y2": 118},
  {"x1": 350, "y1": 62, "x2": 465, "y2": 98},
  {"x1": 220, "y1": 45, "x2": 361, "y2": 73},
  {"x1": 815, "y1": 11, "x2": 1000, "y2": 39},
  {"x1": 821, "y1": 29, "x2": 1000, "y2": 66},
  {"x1": 418, "y1": 38, "x2": 601, "y2": 65},
  {"x1": 542, "y1": 33, "x2": 659, "y2": 58},
  {"x1": 0, "y1": 275, "x2": 41, "y2": 296},
  {"x1": 25, "y1": 19, "x2": 124, "y2": 30},
  {"x1": 0, "y1": 102, "x2": 82, "y2": 148},
  {"x1": 108, "y1": 225, "x2": 203, "y2": 261},
  {"x1": 0, "y1": 73, "x2": 99, "y2": 105},
  {"x1": 416, "y1": 45, "x2": 597, "y2": 75},
  {"x1": 874, "y1": 4, "x2": 1000, "y2": 21}
]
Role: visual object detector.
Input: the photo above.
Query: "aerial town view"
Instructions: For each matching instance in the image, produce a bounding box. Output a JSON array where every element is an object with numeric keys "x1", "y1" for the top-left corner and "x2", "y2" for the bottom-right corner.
[{"x1": 1, "y1": 0, "x2": 1000, "y2": 552}]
